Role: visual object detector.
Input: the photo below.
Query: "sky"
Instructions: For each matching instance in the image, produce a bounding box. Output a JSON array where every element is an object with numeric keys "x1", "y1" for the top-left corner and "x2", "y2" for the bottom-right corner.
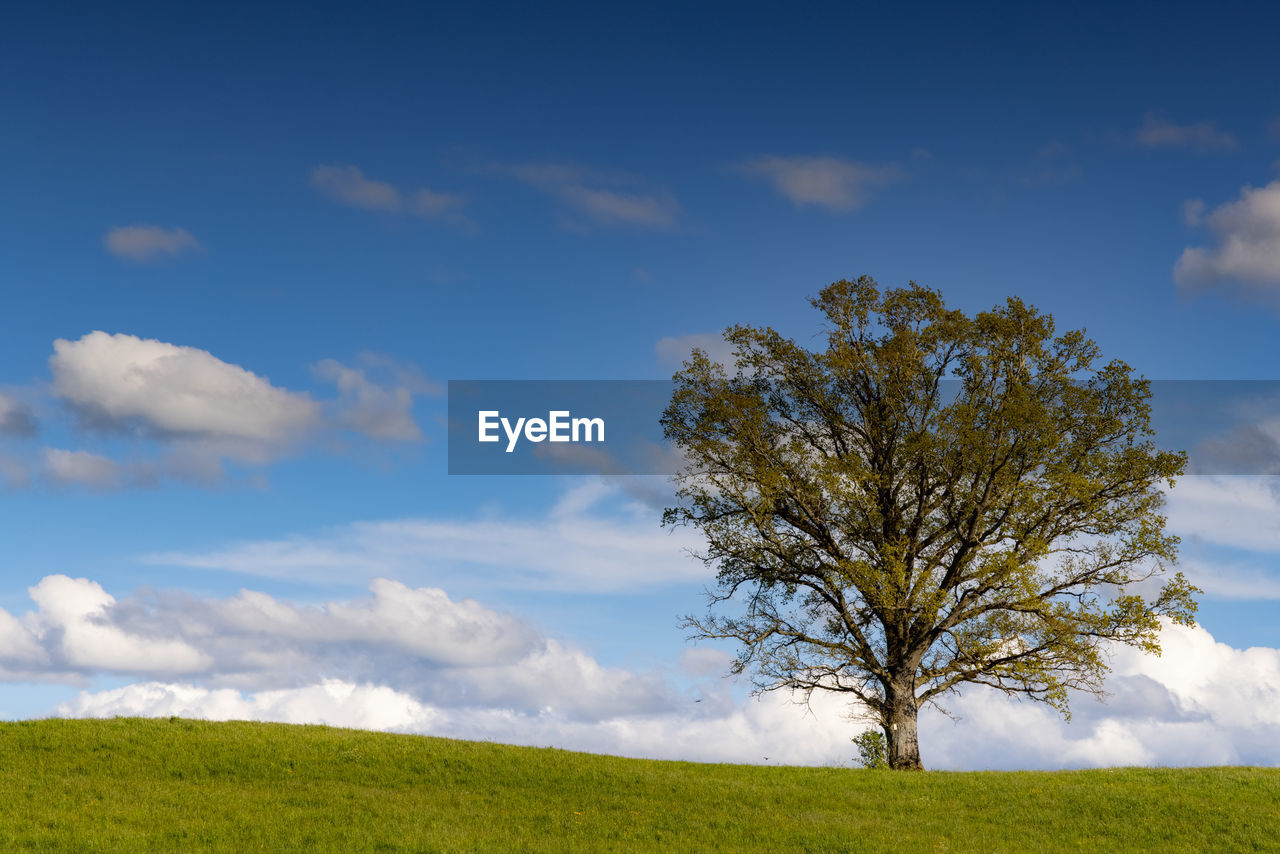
[{"x1": 4, "y1": 1, "x2": 1280, "y2": 769}]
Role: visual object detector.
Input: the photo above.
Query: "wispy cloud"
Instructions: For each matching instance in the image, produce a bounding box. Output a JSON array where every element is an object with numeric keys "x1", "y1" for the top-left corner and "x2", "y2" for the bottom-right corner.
[
  {"x1": 147, "y1": 479, "x2": 705, "y2": 592},
  {"x1": 103, "y1": 226, "x2": 201, "y2": 262},
  {"x1": 492, "y1": 162, "x2": 681, "y2": 230},
  {"x1": 655, "y1": 332, "x2": 737, "y2": 370},
  {"x1": 1015, "y1": 141, "x2": 1083, "y2": 189},
  {"x1": 310, "y1": 164, "x2": 402, "y2": 211},
  {"x1": 1176, "y1": 558, "x2": 1280, "y2": 600},
  {"x1": 310, "y1": 163, "x2": 469, "y2": 225},
  {"x1": 313, "y1": 353, "x2": 439, "y2": 442},
  {"x1": 1165, "y1": 476, "x2": 1280, "y2": 554},
  {"x1": 1174, "y1": 181, "x2": 1280, "y2": 292},
  {"x1": 737, "y1": 155, "x2": 902, "y2": 212},
  {"x1": 1136, "y1": 113, "x2": 1239, "y2": 153}
]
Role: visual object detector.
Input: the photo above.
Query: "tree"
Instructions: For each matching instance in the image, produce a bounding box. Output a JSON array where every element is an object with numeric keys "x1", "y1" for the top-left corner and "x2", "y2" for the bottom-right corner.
[{"x1": 661, "y1": 277, "x2": 1198, "y2": 770}]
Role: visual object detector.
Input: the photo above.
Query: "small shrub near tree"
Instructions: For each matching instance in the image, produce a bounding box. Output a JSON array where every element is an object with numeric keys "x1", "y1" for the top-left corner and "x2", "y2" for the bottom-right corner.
[{"x1": 853, "y1": 730, "x2": 888, "y2": 769}]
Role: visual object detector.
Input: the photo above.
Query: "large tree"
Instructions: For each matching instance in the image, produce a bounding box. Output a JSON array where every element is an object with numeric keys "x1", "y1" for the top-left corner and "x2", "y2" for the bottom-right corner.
[{"x1": 661, "y1": 277, "x2": 1198, "y2": 770}]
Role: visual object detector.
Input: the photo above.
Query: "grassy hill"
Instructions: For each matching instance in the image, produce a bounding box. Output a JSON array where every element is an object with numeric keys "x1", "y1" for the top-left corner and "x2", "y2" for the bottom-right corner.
[{"x1": 1, "y1": 718, "x2": 1277, "y2": 852}]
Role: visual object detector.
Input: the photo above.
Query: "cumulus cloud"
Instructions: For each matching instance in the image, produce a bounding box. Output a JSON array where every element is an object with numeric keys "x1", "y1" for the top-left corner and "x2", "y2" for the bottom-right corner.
[
  {"x1": 2, "y1": 574, "x2": 673, "y2": 720},
  {"x1": 36, "y1": 591, "x2": 1280, "y2": 769},
  {"x1": 931, "y1": 620, "x2": 1280, "y2": 769},
  {"x1": 493, "y1": 162, "x2": 681, "y2": 230},
  {"x1": 103, "y1": 226, "x2": 202, "y2": 262},
  {"x1": 147, "y1": 479, "x2": 706, "y2": 592},
  {"x1": 4, "y1": 567, "x2": 1279, "y2": 768},
  {"x1": 50, "y1": 331, "x2": 320, "y2": 448},
  {"x1": 60, "y1": 680, "x2": 443, "y2": 732},
  {"x1": 2, "y1": 575, "x2": 522, "y2": 680},
  {"x1": 1174, "y1": 181, "x2": 1280, "y2": 292},
  {"x1": 0, "y1": 392, "x2": 36, "y2": 437},
  {"x1": 737, "y1": 155, "x2": 902, "y2": 212},
  {"x1": 33, "y1": 576, "x2": 209, "y2": 672},
  {"x1": 0, "y1": 334, "x2": 437, "y2": 491},
  {"x1": 33, "y1": 332, "x2": 394, "y2": 488},
  {"x1": 310, "y1": 164, "x2": 468, "y2": 224},
  {"x1": 1136, "y1": 113, "x2": 1239, "y2": 153}
]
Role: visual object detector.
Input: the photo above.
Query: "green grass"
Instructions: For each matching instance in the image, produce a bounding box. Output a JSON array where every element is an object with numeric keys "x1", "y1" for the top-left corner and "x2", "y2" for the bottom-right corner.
[{"x1": 0, "y1": 718, "x2": 1276, "y2": 852}]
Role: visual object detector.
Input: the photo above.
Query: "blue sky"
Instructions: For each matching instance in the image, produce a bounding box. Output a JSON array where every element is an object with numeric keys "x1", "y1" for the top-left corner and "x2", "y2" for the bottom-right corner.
[{"x1": 4, "y1": 2, "x2": 1280, "y2": 769}]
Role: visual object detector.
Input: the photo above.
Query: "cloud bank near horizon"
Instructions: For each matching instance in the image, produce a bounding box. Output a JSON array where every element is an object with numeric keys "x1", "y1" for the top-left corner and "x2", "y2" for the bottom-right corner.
[{"x1": 3, "y1": 569, "x2": 1279, "y2": 770}]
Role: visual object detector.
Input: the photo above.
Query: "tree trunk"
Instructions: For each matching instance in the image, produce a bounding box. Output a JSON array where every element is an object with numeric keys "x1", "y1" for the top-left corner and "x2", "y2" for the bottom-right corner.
[{"x1": 884, "y1": 683, "x2": 923, "y2": 770}]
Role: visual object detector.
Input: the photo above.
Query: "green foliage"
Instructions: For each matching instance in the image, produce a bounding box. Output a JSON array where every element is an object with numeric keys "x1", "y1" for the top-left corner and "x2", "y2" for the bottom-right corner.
[
  {"x1": 853, "y1": 730, "x2": 888, "y2": 769},
  {"x1": 0, "y1": 719, "x2": 1277, "y2": 852},
  {"x1": 663, "y1": 276, "x2": 1200, "y2": 769}
]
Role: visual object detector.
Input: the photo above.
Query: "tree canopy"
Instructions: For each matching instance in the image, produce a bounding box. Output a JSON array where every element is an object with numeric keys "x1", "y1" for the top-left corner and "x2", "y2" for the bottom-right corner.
[{"x1": 661, "y1": 277, "x2": 1198, "y2": 770}]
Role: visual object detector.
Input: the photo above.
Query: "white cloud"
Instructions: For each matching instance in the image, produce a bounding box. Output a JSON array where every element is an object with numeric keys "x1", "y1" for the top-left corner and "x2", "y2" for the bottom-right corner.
[
  {"x1": 103, "y1": 226, "x2": 201, "y2": 262},
  {"x1": 1174, "y1": 181, "x2": 1280, "y2": 291},
  {"x1": 50, "y1": 331, "x2": 320, "y2": 447},
  {"x1": 1182, "y1": 198, "x2": 1206, "y2": 227},
  {"x1": 655, "y1": 332, "x2": 737, "y2": 370},
  {"x1": 54, "y1": 678, "x2": 859, "y2": 765},
  {"x1": 738, "y1": 155, "x2": 902, "y2": 212},
  {"x1": 147, "y1": 480, "x2": 706, "y2": 592},
  {"x1": 313, "y1": 355, "x2": 437, "y2": 442},
  {"x1": 310, "y1": 164, "x2": 402, "y2": 211},
  {"x1": 1136, "y1": 113, "x2": 1239, "y2": 153},
  {"x1": 556, "y1": 185, "x2": 680, "y2": 228},
  {"x1": 41, "y1": 448, "x2": 125, "y2": 490},
  {"x1": 1165, "y1": 476, "x2": 1280, "y2": 554},
  {"x1": 310, "y1": 164, "x2": 467, "y2": 223},
  {"x1": 410, "y1": 187, "x2": 463, "y2": 218},
  {"x1": 5, "y1": 567, "x2": 1280, "y2": 768},
  {"x1": 2, "y1": 574, "x2": 673, "y2": 720},
  {"x1": 42, "y1": 613, "x2": 1280, "y2": 769},
  {"x1": 0, "y1": 392, "x2": 36, "y2": 436},
  {"x1": 58, "y1": 680, "x2": 443, "y2": 732},
  {"x1": 1176, "y1": 558, "x2": 1280, "y2": 600},
  {"x1": 6, "y1": 336, "x2": 439, "y2": 490},
  {"x1": 0, "y1": 607, "x2": 47, "y2": 668},
  {"x1": 20, "y1": 575, "x2": 208, "y2": 673},
  {"x1": 494, "y1": 162, "x2": 681, "y2": 230},
  {"x1": 680, "y1": 646, "x2": 734, "y2": 678}
]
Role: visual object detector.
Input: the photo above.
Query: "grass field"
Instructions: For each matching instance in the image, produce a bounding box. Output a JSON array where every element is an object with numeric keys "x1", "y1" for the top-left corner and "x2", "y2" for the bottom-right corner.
[{"x1": 1, "y1": 718, "x2": 1277, "y2": 852}]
